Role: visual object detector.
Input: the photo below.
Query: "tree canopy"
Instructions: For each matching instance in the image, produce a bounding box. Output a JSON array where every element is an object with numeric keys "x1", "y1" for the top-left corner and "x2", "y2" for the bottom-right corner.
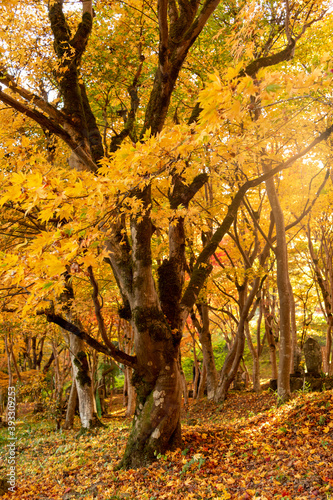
[{"x1": 1, "y1": 0, "x2": 333, "y2": 469}]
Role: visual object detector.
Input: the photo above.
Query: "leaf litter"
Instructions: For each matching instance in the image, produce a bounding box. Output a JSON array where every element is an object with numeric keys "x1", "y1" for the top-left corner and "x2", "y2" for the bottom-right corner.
[{"x1": 1, "y1": 390, "x2": 333, "y2": 500}]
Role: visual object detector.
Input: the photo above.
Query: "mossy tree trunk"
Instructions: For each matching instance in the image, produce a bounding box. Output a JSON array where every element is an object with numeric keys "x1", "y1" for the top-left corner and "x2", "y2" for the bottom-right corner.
[
  {"x1": 119, "y1": 319, "x2": 183, "y2": 468},
  {"x1": 115, "y1": 181, "x2": 184, "y2": 468},
  {"x1": 120, "y1": 173, "x2": 210, "y2": 465}
]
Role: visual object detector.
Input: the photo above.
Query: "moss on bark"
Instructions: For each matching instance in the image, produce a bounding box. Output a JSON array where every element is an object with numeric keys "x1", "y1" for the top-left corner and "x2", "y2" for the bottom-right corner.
[
  {"x1": 116, "y1": 386, "x2": 182, "y2": 470},
  {"x1": 74, "y1": 351, "x2": 91, "y2": 387},
  {"x1": 133, "y1": 306, "x2": 171, "y2": 342}
]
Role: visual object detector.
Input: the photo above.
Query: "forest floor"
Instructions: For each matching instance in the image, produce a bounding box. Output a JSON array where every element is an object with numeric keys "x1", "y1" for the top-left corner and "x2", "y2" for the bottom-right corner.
[{"x1": 1, "y1": 389, "x2": 333, "y2": 500}]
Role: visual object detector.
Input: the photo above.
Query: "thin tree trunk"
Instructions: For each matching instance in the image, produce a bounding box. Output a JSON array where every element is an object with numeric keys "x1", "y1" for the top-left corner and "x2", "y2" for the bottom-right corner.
[
  {"x1": 191, "y1": 332, "x2": 200, "y2": 399},
  {"x1": 215, "y1": 320, "x2": 246, "y2": 402},
  {"x1": 263, "y1": 162, "x2": 291, "y2": 401},
  {"x1": 123, "y1": 367, "x2": 128, "y2": 408},
  {"x1": 124, "y1": 366, "x2": 136, "y2": 417},
  {"x1": 262, "y1": 285, "x2": 278, "y2": 380},
  {"x1": 265, "y1": 312, "x2": 278, "y2": 380},
  {"x1": 179, "y1": 353, "x2": 188, "y2": 407},
  {"x1": 197, "y1": 362, "x2": 207, "y2": 399},
  {"x1": 52, "y1": 341, "x2": 62, "y2": 402},
  {"x1": 323, "y1": 326, "x2": 332, "y2": 374},
  {"x1": 63, "y1": 377, "x2": 78, "y2": 430},
  {"x1": 241, "y1": 359, "x2": 251, "y2": 388},
  {"x1": 245, "y1": 322, "x2": 261, "y2": 393},
  {"x1": 8, "y1": 345, "x2": 21, "y2": 383},
  {"x1": 289, "y1": 281, "x2": 297, "y2": 374},
  {"x1": 196, "y1": 304, "x2": 218, "y2": 400},
  {"x1": 215, "y1": 278, "x2": 261, "y2": 402}
]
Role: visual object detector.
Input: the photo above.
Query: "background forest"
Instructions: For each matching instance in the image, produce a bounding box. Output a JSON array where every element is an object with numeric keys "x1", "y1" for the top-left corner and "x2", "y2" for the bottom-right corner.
[{"x1": 1, "y1": 0, "x2": 333, "y2": 497}]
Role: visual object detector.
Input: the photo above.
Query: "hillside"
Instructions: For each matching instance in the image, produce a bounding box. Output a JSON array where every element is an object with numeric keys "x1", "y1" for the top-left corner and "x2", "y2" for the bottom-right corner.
[{"x1": 1, "y1": 390, "x2": 333, "y2": 499}]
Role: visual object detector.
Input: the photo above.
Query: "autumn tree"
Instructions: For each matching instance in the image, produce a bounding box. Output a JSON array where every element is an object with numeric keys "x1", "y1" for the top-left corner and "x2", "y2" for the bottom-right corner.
[{"x1": 0, "y1": 0, "x2": 333, "y2": 468}]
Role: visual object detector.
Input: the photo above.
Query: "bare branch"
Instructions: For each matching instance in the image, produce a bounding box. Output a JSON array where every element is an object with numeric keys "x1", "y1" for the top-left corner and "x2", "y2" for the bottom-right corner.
[
  {"x1": 45, "y1": 312, "x2": 138, "y2": 369},
  {"x1": 87, "y1": 265, "x2": 117, "y2": 351}
]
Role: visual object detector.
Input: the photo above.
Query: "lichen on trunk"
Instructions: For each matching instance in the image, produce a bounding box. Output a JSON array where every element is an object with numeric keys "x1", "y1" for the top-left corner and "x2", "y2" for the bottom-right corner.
[{"x1": 117, "y1": 354, "x2": 182, "y2": 469}]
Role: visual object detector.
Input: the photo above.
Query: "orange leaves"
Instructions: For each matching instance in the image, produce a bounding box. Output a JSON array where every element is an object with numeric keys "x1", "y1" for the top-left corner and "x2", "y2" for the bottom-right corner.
[{"x1": 2, "y1": 390, "x2": 333, "y2": 500}]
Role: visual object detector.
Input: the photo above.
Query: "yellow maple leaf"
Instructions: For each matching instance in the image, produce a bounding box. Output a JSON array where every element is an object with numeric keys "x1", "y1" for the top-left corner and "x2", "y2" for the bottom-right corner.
[
  {"x1": 21, "y1": 135, "x2": 30, "y2": 147},
  {"x1": 44, "y1": 255, "x2": 66, "y2": 277},
  {"x1": 79, "y1": 253, "x2": 98, "y2": 269},
  {"x1": 11, "y1": 171, "x2": 26, "y2": 184},
  {"x1": 38, "y1": 206, "x2": 55, "y2": 223},
  {"x1": 226, "y1": 477, "x2": 235, "y2": 484},
  {"x1": 229, "y1": 100, "x2": 241, "y2": 119}
]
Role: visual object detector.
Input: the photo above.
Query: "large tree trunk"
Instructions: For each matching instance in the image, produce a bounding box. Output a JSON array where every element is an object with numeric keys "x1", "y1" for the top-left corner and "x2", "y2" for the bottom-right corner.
[
  {"x1": 114, "y1": 183, "x2": 184, "y2": 468},
  {"x1": 118, "y1": 327, "x2": 182, "y2": 469},
  {"x1": 263, "y1": 162, "x2": 291, "y2": 401}
]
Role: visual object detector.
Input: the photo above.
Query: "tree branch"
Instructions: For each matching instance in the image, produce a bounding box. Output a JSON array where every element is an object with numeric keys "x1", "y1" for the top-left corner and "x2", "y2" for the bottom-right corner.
[
  {"x1": 87, "y1": 265, "x2": 118, "y2": 352},
  {"x1": 0, "y1": 67, "x2": 65, "y2": 123},
  {"x1": 158, "y1": 0, "x2": 169, "y2": 72},
  {"x1": 45, "y1": 312, "x2": 137, "y2": 369},
  {"x1": 0, "y1": 89, "x2": 98, "y2": 172},
  {"x1": 242, "y1": 39, "x2": 296, "y2": 77}
]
